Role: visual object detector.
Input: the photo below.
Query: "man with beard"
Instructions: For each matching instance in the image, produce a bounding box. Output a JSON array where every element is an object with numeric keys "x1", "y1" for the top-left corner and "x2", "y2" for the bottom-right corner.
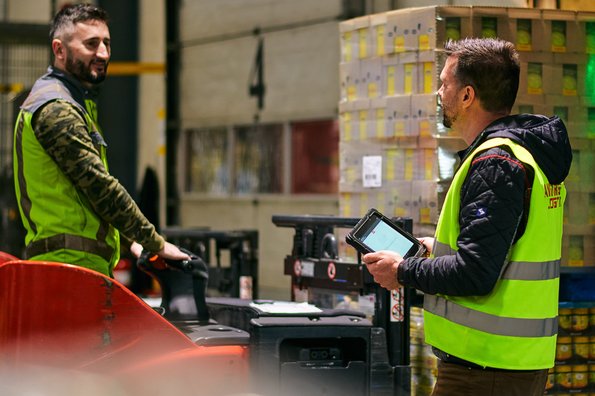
[
  {"x1": 363, "y1": 38, "x2": 572, "y2": 395},
  {"x1": 13, "y1": 4, "x2": 188, "y2": 276}
]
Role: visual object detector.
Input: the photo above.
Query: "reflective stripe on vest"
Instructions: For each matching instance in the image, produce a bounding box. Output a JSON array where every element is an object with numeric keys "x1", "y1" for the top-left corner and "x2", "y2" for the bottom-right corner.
[
  {"x1": 424, "y1": 294, "x2": 558, "y2": 337},
  {"x1": 424, "y1": 137, "x2": 563, "y2": 370},
  {"x1": 433, "y1": 240, "x2": 560, "y2": 280}
]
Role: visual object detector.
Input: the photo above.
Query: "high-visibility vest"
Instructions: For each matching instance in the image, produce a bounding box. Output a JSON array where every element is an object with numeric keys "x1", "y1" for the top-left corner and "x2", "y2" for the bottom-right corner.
[
  {"x1": 13, "y1": 74, "x2": 120, "y2": 276},
  {"x1": 424, "y1": 137, "x2": 564, "y2": 369}
]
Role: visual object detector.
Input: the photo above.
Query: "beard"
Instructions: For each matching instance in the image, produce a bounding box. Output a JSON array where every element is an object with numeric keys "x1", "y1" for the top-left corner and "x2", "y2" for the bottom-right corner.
[
  {"x1": 442, "y1": 111, "x2": 454, "y2": 128},
  {"x1": 65, "y1": 50, "x2": 108, "y2": 86},
  {"x1": 440, "y1": 99, "x2": 457, "y2": 129}
]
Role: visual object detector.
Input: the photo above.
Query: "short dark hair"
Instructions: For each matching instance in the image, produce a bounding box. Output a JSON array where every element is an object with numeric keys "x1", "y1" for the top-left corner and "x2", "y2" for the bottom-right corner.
[
  {"x1": 50, "y1": 3, "x2": 109, "y2": 41},
  {"x1": 444, "y1": 38, "x2": 520, "y2": 114}
]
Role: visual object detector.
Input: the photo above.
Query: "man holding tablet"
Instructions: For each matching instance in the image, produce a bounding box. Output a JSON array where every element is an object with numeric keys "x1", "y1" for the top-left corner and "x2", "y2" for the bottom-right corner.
[{"x1": 362, "y1": 38, "x2": 571, "y2": 396}]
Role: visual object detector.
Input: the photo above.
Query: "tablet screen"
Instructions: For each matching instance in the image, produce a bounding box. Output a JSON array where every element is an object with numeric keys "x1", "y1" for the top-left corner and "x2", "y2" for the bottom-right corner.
[{"x1": 360, "y1": 218, "x2": 415, "y2": 256}]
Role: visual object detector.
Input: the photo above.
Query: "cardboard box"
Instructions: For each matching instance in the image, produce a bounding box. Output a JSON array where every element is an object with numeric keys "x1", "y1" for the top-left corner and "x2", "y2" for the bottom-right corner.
[
  {"x1": 416, "y1": 149, "x2": 438, "y2": 181},
  {"x1": 412, "y1": 181, "x2": 439, "y2": 224},
  {"x1": 508, "y1": 8, "x2": 548, "y2": 52},
  {"x1": 518, "y1": 51, "x2": 555, "y2": 64},
  {"x1": 519, "y1": 61, "x2": 544, "y2": 96},
  {"x1": 339, "y1": 61, "x2": 360, "y2": 102},
  {"x1": 586, "y1": 105, "x2": 595, "y2": 138},
  {"x1": 435, "y1": 6, "x2": 473, "y2": 48},
  {"x1": 340, "y1": 192, "x2": 378, "y2": 217},
  {"x1": 360, "y1": 57, "x2": 383, "y2": 99},
  {"x1": 418, "y1": 135, "x2": 439, "y2": 149},
  {"x1": 576, "y1": 12, "x2": 595, "y2": 54},
  {"x1": 339, "y1": 139, "x2": 384, "y2": 191},
  {"x1": 417, "y1": 50, "x2": 442, "y2": 95},
  {"x1": 339, "y1": 100, "x2": 355, "y2": 141},
  {"x1": 411, "y1": 94, "x2": 439, "y2": 137},
  {"x1": 553, "y1": 53, "x2": 589, "y2": 96},
  {"x1": 386, "y1": 95, "x2": 411, "y2": 137},
  {"x1": 542, "y1": 98, "x2": 588, "y2": 122},
  {"x1": 369, "y1": 97, "x2": 388, "y2": 139},
  {"x1": 401, "y1": 51, "x2": 419, "y2": 95},
  {"x1": 513, "y1": 103, "x2": 535, "y2": 115},
  {"x1": 542, "y1": 9, "x2": 585, "y2": 53},
  {"x1": 518, "y1": 53, "x2": 559, "y2": 96},
  {"x1": 542, "y1": 62, "x2": 587, "y2": 97},
  {"x1": 386, "y1": 6, "x2": 473, "y2": 51},
  {"x1": 352, "y1": 16, "x2": 371, "y2": 60},
  {"x1": 339, "y1": 99, "x2": 370, "y2": 142},
  {"x1": 385, "y1": 9, "x2": 410, "y2": 54},
  {"x1": 339, "y1": 19, "x2": 355, "y2": 63},
  {"x1": 567, "y1": 192, "x2": 590, "y2": 225},
  {"x1": 515, "y1": 93, "x2": 546, "y2": 108},
  {"x1": 382, "y1": 54, "x2": 403, "y2": 96},
  {"x1": 563, "y1": 121, "x2": 589, "y2": 138},
  {"x1": 387, "y1": 181, "x2": 413, "y2": 218},
  {"x1": 579, "y1": 148, "x2": 593, "y2": 190},
  {"x1": 384, "y1": 147, "x2": 408, "y2": 182},
  {"x1": 386, "y1": 7, "x2": 438, "y2": 52},
  {"x1": 567, "y1": 148, "x2": 582, "y2": 184},
  {"x1": 353, "y1": 99, "x2": 372, "y2": 141},
  {"x1": 382, "y1": 52, "x2": 419, "y2": 96},
  {"x1": 471, "y1": 7, "x2": 512, "y2": 42},
  {"x1": 370, "y1": 12, "x2": 388, "y2": 57}
]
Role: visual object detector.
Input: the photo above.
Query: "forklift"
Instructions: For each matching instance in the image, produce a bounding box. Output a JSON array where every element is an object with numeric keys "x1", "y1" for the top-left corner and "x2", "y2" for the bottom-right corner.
[{"x1": 0, "y1": 214, "x2": 413, "y2": 396}]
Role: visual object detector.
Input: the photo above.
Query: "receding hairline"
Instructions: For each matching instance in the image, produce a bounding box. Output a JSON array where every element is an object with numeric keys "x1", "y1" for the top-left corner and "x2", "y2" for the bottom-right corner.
[{"x1": 52, "y1": 19, "x2": 108, "y2": 42}]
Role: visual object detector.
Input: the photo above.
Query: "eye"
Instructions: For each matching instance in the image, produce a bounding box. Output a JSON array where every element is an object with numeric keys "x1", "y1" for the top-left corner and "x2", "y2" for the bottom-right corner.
[{"x1": 85, "y1": 39, "x2": 100, "y2": 50}]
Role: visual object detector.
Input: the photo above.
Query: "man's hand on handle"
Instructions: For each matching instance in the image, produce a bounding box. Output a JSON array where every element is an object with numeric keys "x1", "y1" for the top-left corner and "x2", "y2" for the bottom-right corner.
[{"x1": 130, "y1": 241, "x2": 190, "y2": 261}]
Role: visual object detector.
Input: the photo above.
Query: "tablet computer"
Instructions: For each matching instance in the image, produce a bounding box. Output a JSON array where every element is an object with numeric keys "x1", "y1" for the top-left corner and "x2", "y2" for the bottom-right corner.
[{"x1": 346, "y1": 208, "x2": 425, "y2": 258}]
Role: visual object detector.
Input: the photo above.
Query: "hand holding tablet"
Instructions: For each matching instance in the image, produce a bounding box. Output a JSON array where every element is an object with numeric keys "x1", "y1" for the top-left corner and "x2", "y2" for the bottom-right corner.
[{"x1": 346, "y1": 208, "x2": 426, "y2": 258}]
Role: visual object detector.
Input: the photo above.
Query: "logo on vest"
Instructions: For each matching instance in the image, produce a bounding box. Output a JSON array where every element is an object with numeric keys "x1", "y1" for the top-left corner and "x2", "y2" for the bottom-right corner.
[
  {"x1": 544, "y1": 183, "x2": 562, "y2": 209},
  {"x1": 473, "y1": 207, "x2": 487, "y2": 218}
]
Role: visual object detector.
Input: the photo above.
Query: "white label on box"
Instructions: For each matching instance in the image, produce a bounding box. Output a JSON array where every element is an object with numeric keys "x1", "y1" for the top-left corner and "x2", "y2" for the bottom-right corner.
[{"x1": 362, "y1": 155, "x2": 382, "y2": 188}]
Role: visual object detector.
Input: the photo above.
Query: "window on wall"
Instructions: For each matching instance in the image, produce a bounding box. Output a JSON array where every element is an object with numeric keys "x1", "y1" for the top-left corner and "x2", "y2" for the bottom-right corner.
[
  {"x1": 291, "y1": 120, "x2": 339, "y2": 194},
  {"x1": 184, "y1": 119, "x2": 338, "y2": 195},
  {"x1": 234, "y1": 124, "x2": 283, "y2": 194},
  {"x1": 185, "y1": 127, "x2": 229, "y2": 194}
]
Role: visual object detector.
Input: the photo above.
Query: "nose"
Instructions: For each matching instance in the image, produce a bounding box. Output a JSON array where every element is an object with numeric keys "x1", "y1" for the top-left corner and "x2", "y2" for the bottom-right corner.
[{"x1": 97, "y1": 42, "x2": 110, "y2": 60}]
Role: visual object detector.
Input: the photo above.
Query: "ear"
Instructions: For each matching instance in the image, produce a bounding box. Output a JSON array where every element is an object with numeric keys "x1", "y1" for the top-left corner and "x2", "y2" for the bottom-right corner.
[
  {"x1": 52, "y1": 39, "x2": 65, "y2": 61},
  {"x1": 461, "y1": 85, "x2": 475, "y2": 109}
]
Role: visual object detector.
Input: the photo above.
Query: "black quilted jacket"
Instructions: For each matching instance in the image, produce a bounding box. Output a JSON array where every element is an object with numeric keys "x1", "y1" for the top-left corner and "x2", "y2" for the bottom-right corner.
[{"x1": 398, "y1": 114, "x2": 572, "y2": 296}]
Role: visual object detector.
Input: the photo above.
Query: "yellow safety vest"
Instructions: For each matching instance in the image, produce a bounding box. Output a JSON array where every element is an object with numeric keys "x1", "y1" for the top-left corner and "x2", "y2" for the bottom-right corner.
[
  {"x1": 13, "y1": 74, "x2": 120, "y2": 276},
  {"x1": 424, "y1": 138, "x2": 564, "y2": 369}
]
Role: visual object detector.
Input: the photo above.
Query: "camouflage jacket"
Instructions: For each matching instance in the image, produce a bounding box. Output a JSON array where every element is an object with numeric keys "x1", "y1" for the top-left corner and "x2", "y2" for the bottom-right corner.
[{"x1": 31, "y1": 71, "x2": 164, "y2": 253}]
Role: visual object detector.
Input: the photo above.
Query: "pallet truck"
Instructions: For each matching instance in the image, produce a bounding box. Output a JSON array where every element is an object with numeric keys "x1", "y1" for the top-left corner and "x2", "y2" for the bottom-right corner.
[{"x1": 0, "y1": 214, "x2": 413, "y2": 395}]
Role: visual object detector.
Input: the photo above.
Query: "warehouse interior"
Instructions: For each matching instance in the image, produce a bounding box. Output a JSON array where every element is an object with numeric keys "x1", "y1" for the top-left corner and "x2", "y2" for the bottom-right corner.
[{"x1": 0, "y1": 0, "x2": 594, "y2": 395}]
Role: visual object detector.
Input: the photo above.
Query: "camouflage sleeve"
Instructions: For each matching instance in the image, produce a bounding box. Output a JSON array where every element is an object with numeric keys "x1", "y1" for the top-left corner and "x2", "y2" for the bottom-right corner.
[{"x1": 32, "y1": 100, "x2": 165, "y2": 252}]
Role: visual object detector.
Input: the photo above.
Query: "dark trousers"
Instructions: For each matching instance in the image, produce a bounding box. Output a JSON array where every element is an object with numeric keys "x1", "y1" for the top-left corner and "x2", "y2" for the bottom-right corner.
[{"x1": 431, "y1": 360, "x2": 548, "y2": 396}]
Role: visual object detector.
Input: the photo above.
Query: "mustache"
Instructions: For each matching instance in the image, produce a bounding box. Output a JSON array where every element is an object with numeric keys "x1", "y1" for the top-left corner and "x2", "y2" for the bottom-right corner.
[{"x1": 91, "y1": 59, "x2": 108, "y2": 66}]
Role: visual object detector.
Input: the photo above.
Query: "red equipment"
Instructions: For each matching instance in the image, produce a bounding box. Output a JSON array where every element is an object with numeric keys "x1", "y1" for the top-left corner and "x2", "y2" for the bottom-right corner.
[{"x1": 0, "y1": 259, "x2": 249, "y2": 395}]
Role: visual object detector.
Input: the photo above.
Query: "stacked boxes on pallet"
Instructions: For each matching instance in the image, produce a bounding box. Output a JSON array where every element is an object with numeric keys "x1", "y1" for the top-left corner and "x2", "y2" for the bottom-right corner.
[
  {"x1": 546, "y1": 303, "x2": 595, "y2": 394},
  {"x1": 339, "y1": 6, "x2": 466, "y2": 239},
  {"x1": 339, "y1": 6, "x2": 595, "y2": 394},
  {"x1": 508, "y1": 8, "x2": 595, "y2": 269},
  {"x1": 339, "y1": 5, "x2": 594, "y2": 262},
  {"x1": 409, "y1": 306, "x2": 437, "y2": 396}
]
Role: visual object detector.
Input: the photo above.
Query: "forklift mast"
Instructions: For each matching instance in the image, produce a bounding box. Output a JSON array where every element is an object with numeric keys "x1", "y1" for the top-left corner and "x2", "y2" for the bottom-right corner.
[{"x1": 272, "y1": 214, "x2": 412, "y2": 394}]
